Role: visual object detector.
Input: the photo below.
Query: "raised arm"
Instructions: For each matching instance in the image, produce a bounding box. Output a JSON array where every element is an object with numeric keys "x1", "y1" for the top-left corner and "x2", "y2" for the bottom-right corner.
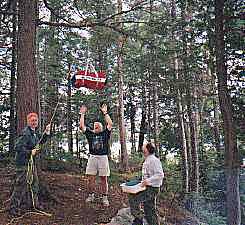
[
  {"x1": 100, "y1": 104, "x2": 113, "y2": 131},
  {"x1": 79, "y1": 105, "x2": 87, "y2": 132}
]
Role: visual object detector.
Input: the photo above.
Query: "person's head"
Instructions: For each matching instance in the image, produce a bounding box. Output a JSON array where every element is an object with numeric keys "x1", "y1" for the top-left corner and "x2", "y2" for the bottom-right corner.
[
  {"x1": 27, "y1": 112, "x2": 38, "y2": 129},
  {"x1": 142, "y1": 142, "x2": 155, "y2": 158},
  {"x1": 93, "y1": 121, "x2": 103, "y2": 133}
]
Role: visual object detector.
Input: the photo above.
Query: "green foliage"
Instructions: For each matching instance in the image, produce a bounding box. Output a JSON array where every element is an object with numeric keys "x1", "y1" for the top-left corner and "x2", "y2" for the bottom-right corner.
[
  {"x1": 160, "y1": 160, "x2": 182, "y2": 199},
  {"x1": 184, "y1": 193, "x2": 226, "y2": 225},
  {"x1": 43, "y1": 151, "x2": 81, "y2": 172},
  {"x1": 109, "y1": 170, "x2": 125, "y2": 184},
  {"x1": 45, "y1": 149, "x2": 76, "y2": 163},
  {"x1": 159, "y1": 125, "x2": 180, "y2": 153},
  {"x1": 128, "y1": 152, "x2": 144, "y2": 165}
]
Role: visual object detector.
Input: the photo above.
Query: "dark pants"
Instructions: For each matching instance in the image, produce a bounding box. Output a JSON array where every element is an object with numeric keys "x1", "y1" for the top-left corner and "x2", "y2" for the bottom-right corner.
[
  {"x1": 128, "y1": 186, "x2": 160, "y2": 225},
  {"x1": 10, "y1": 165, "x2": 39, "y2": 212}
]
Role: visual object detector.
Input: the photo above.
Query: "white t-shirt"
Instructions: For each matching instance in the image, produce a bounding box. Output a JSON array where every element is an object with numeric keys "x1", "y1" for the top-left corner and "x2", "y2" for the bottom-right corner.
[{"x1": 142, "y1": 154, "x2": 164, "y2": 187}]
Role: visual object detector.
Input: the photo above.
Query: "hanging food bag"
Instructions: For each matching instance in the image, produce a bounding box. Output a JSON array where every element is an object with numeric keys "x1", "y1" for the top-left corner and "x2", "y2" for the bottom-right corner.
[{"x1": 71, "y1": 64, "x2": 106, "y2": 90}]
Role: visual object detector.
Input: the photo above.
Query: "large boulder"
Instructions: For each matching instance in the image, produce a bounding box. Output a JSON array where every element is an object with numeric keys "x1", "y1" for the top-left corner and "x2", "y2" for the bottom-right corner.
[
  {"x1": 105, "y1": 207, "x2": 206, "y2": 225},
  {"x1": 106, "y1": 208, "x2": 146, "y2": 225}
]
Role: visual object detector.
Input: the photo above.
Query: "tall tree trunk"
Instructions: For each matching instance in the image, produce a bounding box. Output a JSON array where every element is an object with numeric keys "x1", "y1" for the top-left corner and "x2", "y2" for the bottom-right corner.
[
  {"x1": 210, "y1": 62, "x2": 222, "y2": 157},
  {"x1": 9, "y1": 1, "x2": 17, "y2": 154},
  {"x1": 76, "y1": 106, "x2": 80, "y2": 159},
  {"x1": 169, "y1": 2, "x2": 189, "y2": 191},
  {"x1": 184, "y1": 114, "x2": 192, "y2": 192},
  {"x1": 174, "y1": 54, "x2": 189, "y2": 193},
  {"x1": 16, "y1": 0, "x2": 39, "y2": 134},
  {"x1": 181, "y1": 1, "x2": 199, "y2": 193},
  {"x1": 171, "y1": 0, "x2": 189, "y2": 192},
  {"x1": 129, "y1": 98, "x2": 136, "y2": 154},
  {"x1": 147, "y1": 79, "x2": 152, "y2": 140},
  {"x1": 210, "y1": 66, "x2": 222, "y2": 158},
  {"x1": 67, "y1": 64, "x2": 73, "y2": 154},
  {"x1": 186, "y1": 90, "x2": 199, "y2": 193},
  {"x1": 206, "y1": 9, "x2": 222, "y2": 159},
  {"x1": 213, "y1": 97, "x2": 222, "y2": 155},
  {"x1": 215, "y1": 0, "x2": 241, "y2": 224},
  {"x1": 152, "y1": 82, "x2": 160, "y2": 155},
  {"x1": 138, "y1": 86, "x2": 147, "y2": 152},
  {"x1": 178, "y1": 96, "x2": 189, "y2": 193},
  {"x1": 117, "y1": 0, "x2": 128, "y2": 171}
]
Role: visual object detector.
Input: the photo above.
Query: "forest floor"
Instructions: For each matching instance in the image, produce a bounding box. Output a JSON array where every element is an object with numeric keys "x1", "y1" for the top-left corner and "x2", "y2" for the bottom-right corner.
[{"x1": 0, "y1": 165, "x2": 200, "y2": 225}]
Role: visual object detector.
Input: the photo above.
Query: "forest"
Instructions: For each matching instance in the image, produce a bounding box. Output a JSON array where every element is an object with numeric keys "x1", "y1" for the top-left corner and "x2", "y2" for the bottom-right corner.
[{"x1": 0, "y1": 0, "x2": 244, "y2": 225}]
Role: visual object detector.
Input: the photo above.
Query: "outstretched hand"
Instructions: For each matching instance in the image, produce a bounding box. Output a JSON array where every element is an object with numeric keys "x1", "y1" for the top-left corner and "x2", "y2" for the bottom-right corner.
[
  {"x1": 80, "y1": 105, "x2": 87, "y2": 114},
  {"x1": 100, "y1": 103, "x2": 108, "y2": 115}
]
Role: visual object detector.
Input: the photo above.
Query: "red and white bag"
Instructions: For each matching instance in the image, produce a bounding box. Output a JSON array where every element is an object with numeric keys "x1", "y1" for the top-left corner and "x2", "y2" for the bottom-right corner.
[{"x1": 72, "y1": 64, "x2": 106, "y2": 90}]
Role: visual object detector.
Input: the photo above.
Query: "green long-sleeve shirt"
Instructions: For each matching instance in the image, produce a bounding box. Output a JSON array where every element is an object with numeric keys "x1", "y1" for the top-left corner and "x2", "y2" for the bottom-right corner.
[{"x1": 15, "y1": 126, "x2": 49, "y2": 167}]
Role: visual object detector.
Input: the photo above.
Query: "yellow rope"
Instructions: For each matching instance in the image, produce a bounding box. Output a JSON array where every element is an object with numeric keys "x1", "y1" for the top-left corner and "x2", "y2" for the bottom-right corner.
[
  {"x1": 5, "y1": 210, "x2": 51, "y2": 225},
  {"x1": 26, "y1": 155, "x2": 34, "y2": 186},
  {"x1": 26, "y1": 154, "x2": 52, "y2": 217},
  {"x1": 4, "y1": 156, "x2": 52, "y2": 225}
]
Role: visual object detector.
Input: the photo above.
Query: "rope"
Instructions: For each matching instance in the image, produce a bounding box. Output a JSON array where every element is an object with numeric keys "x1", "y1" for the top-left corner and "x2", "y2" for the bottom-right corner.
[
  {"x1": 26, "y1": 155, "x2": 52, "y2": 217},
  {"x1": 6, "y1": 211, "x2": 51, "y2": 225},
  {"x1": 2, "y1": 157, "x2": 52, "y2": 225},
  {"x1": 38, "y1": 95, "x2": 61, "y2": 145},
  {"x1": 26, "y1": 155, "x2": 34, "y2": 186},
  {"x1": 90, "y1": 63, "x2": 99, "y2": 89}
]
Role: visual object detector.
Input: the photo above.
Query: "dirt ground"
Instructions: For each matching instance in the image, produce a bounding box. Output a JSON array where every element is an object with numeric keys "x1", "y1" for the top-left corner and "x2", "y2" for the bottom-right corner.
[{"x1": 0, "y1": 167, "x2": 198, "y2": 225}]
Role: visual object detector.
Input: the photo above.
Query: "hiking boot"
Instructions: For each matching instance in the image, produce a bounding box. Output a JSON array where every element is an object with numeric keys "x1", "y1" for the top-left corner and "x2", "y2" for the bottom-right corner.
[
  {"x1": 102, "y1": 195, "x2": 109, "y2": 206},
  {"x1": 132, "y1": 217, "x2": 143, "y2": 225},
  {"x1": 85, "y1": 193, "x2": 95, "y2": 203}
]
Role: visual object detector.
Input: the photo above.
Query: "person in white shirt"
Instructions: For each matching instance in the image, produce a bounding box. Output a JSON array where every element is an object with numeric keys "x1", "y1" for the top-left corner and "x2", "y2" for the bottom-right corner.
[{"x1": 128, "y1": 142, "x2": 164, "y2": 225}]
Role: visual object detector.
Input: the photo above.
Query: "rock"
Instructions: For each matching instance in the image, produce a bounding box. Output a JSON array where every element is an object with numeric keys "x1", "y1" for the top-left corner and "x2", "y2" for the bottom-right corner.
[
  {"x1": 105, "y1": 207, "x2": 204, "y2": 225},
  {"x1": 107, "y1": 208, "x2": 133, "y2": 225},
  {"x1": 106, "y1": 207, "x2": 163, "y2": 225}
]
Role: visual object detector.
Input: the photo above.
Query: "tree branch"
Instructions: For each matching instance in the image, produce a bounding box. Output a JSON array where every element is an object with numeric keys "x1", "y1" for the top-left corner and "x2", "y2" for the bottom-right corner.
[
  {"x1": 43, "y1": 0, "x2": 71, "y2": 24},
  {"x1": 100, "y1": 1, "x2": 148, "y2": 23},
  {"x1": 42, "y1": 0, "x2": 149, "y2": 32},
  {"x1": 109, "y1": 20, "x2": 149, "y2": 25},
  {"x1": 37, "y1": 20, "x2": 128, "y2": 35}
]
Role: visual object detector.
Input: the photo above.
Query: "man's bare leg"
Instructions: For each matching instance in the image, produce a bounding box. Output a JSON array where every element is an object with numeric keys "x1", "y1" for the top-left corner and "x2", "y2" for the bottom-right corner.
[
  {"x1": 86, "y1": 175, "x2": 96, "y2": 203},
  {"x1": 100, "y1": 176, "x2": 109, "y2": 206}
]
